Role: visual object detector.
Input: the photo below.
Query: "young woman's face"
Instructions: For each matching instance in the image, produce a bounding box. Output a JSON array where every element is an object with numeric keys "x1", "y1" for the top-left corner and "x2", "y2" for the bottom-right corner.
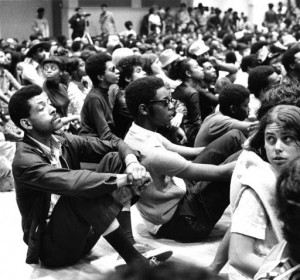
[
  {"x1": 264, "y1": 122, "x2": 300, "y2": 173},
  {"x1": 0, "y1": 51, "x2": 7, "y2": 66},
  {"x1": 5, "y1": 53, "x2": 12, "y2": 66},
  {"x1": 43, "y1": 63, "x2": 60, "y2": 81}
]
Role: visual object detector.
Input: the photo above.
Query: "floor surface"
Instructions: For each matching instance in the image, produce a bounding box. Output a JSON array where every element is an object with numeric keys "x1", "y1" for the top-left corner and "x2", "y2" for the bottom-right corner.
[{"x1": 0, "y1": 190, "x2": 230, "y2": 280}]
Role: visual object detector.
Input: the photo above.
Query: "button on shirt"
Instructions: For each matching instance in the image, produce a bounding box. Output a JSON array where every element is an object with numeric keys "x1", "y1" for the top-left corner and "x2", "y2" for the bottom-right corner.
[{"x1": 124, "y1": 122, "x2": 190, "y2": 234}]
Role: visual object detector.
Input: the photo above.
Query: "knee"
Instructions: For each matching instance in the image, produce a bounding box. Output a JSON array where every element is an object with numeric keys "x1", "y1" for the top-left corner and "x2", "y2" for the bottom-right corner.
[{"x1": 224, "y1": 129, "x2": 246, "y2": 145}]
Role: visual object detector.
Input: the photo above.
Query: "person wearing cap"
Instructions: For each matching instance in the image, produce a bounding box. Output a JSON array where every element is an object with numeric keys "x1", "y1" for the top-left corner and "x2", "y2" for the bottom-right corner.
[
  {"x1": 69, "y1": 7, "x2": 86, "y2": 40},
  {"x1": 17, "y1": 39, "x2": 50, "y2": 87},
  {"x1": 32, "y1": 7, "x2": 50, "y2": 39},
  {"x1": 158, "y1": 49, "x2": 181, "y2": 91}
]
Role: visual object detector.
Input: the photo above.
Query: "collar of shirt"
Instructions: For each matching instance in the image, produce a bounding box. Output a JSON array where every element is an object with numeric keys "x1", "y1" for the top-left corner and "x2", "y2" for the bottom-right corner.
[
  {"x1": 27, "y1": 134, "x2": 62, "y2": 167},
  {"x1": 127, "y1": 122, "x2": 164, "y2": 148}
]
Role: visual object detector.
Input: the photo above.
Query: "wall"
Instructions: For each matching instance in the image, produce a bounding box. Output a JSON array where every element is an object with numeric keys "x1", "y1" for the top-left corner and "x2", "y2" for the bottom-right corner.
[
  {"x1": 193, "y1": 0, "x2": 288, "y2": 27},
  {"x1": 0, "y1": 0, "x2": 53, "y2": 41}
]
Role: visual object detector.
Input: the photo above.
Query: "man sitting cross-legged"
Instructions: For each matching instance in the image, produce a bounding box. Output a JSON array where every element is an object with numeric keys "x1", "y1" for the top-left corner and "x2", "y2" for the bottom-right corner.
[
  {"x1": 8, "y1": 85, "x2": 171, "y2": 268},
  {"x1": 124, "y1": 77, "x2": 245, "y2": 242}
]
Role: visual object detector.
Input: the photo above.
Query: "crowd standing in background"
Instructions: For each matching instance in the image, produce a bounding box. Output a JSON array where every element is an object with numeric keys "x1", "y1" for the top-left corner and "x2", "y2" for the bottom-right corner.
[{"x1": 3, "y1": 1, "x2": 300, "y2": 279}]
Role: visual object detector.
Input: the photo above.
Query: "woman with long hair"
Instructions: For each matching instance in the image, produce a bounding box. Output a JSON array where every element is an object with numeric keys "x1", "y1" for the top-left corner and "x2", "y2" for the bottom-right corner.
[{"x1": 228, "y1": 105, "x2": 300, "y2": 279}]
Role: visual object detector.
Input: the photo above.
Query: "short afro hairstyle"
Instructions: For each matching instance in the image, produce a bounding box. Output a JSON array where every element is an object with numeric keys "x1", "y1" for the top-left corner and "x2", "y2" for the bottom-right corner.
[
  {"x1": 240, "y1": 54, "x2": 259, "y2": 72},
  {"x1": 125, "y1": 76, "x2": 165, "y2": 118},
  {"x1": 8, "y1": 85, "x2": 43, "y2": 131},
  {"x1": 248, "y1": 65, "x2": 275, "y2": 98},
  {"x1": 85, "y1": 53, "x2": 112, "y2": 86},
  {"x1": 281, "y1": 45, "x2": 300, "y2": 72},
  {"x1": 117, "y1": 55, "x2": 144, "y2": 89},
  {"x1": 219, "y1": 84, "x2": 250, "y2": 116}
]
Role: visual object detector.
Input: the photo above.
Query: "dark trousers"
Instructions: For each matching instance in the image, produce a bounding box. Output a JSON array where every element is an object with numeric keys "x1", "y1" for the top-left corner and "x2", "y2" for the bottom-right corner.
[
  {"x1": 39, "y1": 152, "x2": 126, "y2": 268},
  {"x1": 156, "y1": 129, "x2": 245, "y2": 242}
]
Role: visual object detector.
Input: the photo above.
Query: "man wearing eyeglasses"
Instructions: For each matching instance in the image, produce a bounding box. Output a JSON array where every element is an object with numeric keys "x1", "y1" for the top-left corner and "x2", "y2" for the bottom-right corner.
[{"x1": 124, "y1": 76, "x2": 245, "y2": 242}]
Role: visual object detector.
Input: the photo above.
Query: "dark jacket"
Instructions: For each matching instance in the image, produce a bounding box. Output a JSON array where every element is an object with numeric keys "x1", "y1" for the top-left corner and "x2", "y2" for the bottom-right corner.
[{"x1": 12, "y1": 132, "x2": 133, "y2": 264}]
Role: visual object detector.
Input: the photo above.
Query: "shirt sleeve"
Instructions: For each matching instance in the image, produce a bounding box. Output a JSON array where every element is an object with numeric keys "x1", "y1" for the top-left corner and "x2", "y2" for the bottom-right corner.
[
  {"x1": 148, "y1": 146, "x2": 190, "y2": 177},
  {"x1": 231, "y1": 188, "x2": 267, "y2": 240}
]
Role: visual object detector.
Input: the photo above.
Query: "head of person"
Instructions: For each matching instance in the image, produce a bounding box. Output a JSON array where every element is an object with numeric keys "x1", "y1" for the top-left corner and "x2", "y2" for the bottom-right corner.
[
  {"x1": 8, "y1": 85, "x2": 63, "y2": 135},
  {"x1": 117, "y1": 55, "x2": 146, "y2": 89},
  {"x1": 141, "y1": 53, "x2": 162, "y2": 76},
  {"x1": 197, "y1": 57, "x2": 217, "y2": 82},
  {"x1": 240, "y1": 54, "x2": 259, "y2": 73},
  {"x1": 248, "y1": 65, "x2": 281, "y2": 99},
  {"x1": 222, "y1": 33, "x2": 237, "y2": 50},
  {"x1": 170, "y1": 57, "x2": 204, "y2": 82},
  {"x1": 163, "y1": 37, "x2": 177, "y2": 51},
  {"x1": 124, "y1": 21, "x2": 133, "y2": 31},
  {"x1": 0, "y1": 49, "x2": 7, "y2": 67},
  {"x1": 249, "y1": 105, "x2": 300, "y2": 173},
  {"x1": 268, "y1": 3, "x2": 274, "y2": 10},
  {"x1": 179, "y1": 3, "x2": 187, "y2": 11},
  {"x1": 257, "y1": 82, "x2": 300, "y2": 120},
  {"x1": 66, "y1": 56, "x2": 86, "y2": 80},
  {"x1": 281, "y1": 45, "x2": 300, "y2": 74},
  {"x1": 75, "y1": 7, "x2": 82, "y2": 15},
  {"x1": 41, "y1": 56, "x2": 64, "y2": 83},
  {"x1": 159, "y1": 49, "x2": 180, "y2": 74},
  {"x1": 85, "y1": 53, "x2": 119, "y2": 88},
  {"x1": 276, "y1": 156, "x2": 300, "y2": 263},
  {"x1": 125, "y1": 76, "x2": 174, "y2": 127},
  {"x1": 101, "y1": 4, "x2": 108, "y2": 12},
  {"x1": 214, "y1": 77, "x2": 232, "y2": 95},
  {"x1": 218, "y1": 84, "x2": 250, "y2": 120},
  {"x1": 26, "y1": 39, "x2": 50, "y2": 64},
  {"x1": 37, "y1": 7, "x2": 45, "y2": 18}
]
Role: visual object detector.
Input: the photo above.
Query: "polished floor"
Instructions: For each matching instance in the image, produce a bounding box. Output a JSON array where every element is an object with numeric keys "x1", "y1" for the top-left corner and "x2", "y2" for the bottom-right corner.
[{"x1": 0, "y1": 190, "x2": 230, "y2": 280}]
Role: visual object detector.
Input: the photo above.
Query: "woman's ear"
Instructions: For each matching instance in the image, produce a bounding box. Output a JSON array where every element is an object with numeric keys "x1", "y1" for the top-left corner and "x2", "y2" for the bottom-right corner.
[
  {"x1": 97, "y1": 74, "x2": 103, "y2": 82},
  {"x1": 186, "y1": 70, "x2": 191, "y2": 78}
]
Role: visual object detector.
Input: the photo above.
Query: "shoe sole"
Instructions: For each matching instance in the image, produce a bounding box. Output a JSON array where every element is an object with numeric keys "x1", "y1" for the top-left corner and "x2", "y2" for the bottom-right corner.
[{"x1": 115, "y1": 248, "x2": 173, "y2": 270}]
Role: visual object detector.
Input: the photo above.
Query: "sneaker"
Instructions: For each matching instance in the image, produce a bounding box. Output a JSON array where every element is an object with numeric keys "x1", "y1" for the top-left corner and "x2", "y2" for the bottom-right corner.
[{"x1": 115, "y1": 243, "x2": 173, "y2": 270}]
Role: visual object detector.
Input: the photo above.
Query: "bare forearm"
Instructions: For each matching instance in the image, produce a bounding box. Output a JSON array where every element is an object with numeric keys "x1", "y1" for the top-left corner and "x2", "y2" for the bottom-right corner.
[{"x1": 230, "y1": 250, "x2": 264, "y2": 278}]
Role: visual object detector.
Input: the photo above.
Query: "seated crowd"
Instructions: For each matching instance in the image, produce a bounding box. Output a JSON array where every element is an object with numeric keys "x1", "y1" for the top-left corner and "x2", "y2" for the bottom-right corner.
[{"x1": 2, "y1": 1, "x2": 300, "y2": 279}]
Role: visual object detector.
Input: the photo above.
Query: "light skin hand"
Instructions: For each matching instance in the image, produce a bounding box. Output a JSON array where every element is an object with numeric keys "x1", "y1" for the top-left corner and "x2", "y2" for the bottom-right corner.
[
  {"x1": 170, "y1": 113, "x2": 183, "y2": 127},
  {"x1": 248, "y1": 121, "x2": 259, "y2": 135}
]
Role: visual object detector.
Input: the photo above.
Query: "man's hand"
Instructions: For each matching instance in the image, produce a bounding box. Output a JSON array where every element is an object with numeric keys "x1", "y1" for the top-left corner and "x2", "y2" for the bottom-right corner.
[{"x1": 126, "y1": 162, "x2": 151, "y2": 186}]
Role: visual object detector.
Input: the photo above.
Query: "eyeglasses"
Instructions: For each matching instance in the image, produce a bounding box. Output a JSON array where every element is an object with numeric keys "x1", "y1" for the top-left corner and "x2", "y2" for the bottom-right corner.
[{"x1": 149, "y1": 96, "x2": 173, "y2": 106}]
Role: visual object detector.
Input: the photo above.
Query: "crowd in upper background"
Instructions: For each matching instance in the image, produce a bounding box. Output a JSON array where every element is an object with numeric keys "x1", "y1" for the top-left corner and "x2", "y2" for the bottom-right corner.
[{"x1": 3, "y1": 1, "x2": 300, "y2": 279}]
